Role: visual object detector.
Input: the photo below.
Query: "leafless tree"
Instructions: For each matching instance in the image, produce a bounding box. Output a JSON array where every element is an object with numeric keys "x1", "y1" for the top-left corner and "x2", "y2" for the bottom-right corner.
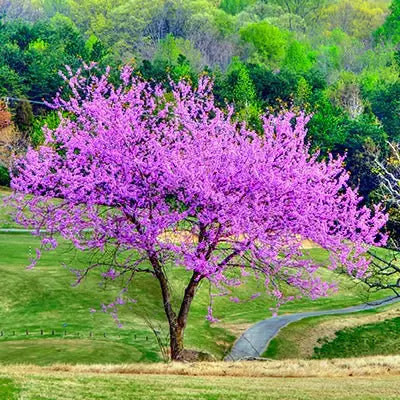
[
  {"x1": 360, "y1": 142, "x2": 400, "y2": 297},
  {"x1": 0, "y1": 0, "x2": 44, "y2": 21},
  {"x1": 376, "y1": 142, "x2": 400, "y2": 210},
  {"x1": 270, "y1": 0, "x2": 327, "y2": 30},
  {"x1": 364, "y1": 249, "x2": 400, "y2": 298}
]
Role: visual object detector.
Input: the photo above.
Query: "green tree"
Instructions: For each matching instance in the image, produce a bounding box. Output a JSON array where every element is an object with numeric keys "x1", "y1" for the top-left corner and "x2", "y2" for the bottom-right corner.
[
  {"x1": 322, "y1": 0, "x2": 386, "y2": 40},
  {"x1": 223, "y1": 58, "x2": 256, "y2": 107},
  {"x1": 31, "y1": 111, "x2": 60, "y2": 147},
  {"x1": 282, "y1": 40, "x2": 315, "y2": 74},
  {"x1": 294, "y1": 76, "x2": 312, "y2": 109},
  {"x1": 219, "y1": 58, "x2": 260, "y2": 127},
  {"x1": 66, "y1": 0, "x2": 123, "y2": 37},
  {"x1": 240, "y1": 21, "x2": 288, "y2": 65},
  {"x1": 0, "y1": 16, "x2": 109, "y2": 102},
  {"x1": 248, "y1": 63, "x2": 298, "y2": 107},
  {"x1": 219, "y1": 0, "x2": 256, "y2": 15},
  {"x1": 270, "y1": 0, "x2": 327, "y2": 29},
  {"x1": 369, "y1": 82, "x2": 400, "y2": 141},
  {"x1": 308, "y1": 90, "x2": 388, "y2": 199},
  {"x1": 0, "y1": 166, "x2": 10, "y2": 187},
  {"x1": 0, "y1": 65, "x2": 26, "y2": 97},
  {"x1": 375, "y1": 0, "x2": 400, "y2": 43}
]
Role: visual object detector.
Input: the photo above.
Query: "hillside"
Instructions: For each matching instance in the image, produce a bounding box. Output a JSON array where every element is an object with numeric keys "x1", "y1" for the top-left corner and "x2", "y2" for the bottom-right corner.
[
  {"x1": 0, "y1": 228, "x2": 393, "y2": 364},
  {"x1": 263, "y1": 301, "x2": 400, "y2": 359}
]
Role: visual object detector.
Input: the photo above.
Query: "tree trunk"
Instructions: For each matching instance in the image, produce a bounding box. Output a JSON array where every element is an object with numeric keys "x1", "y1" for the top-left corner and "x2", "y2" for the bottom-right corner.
[
  {"x1": 148, "y1": 249, "x2": 202, "y2": 361},
  {"x1": 169, "y1": 271, "x2": 201, "y2": 361},
  {"x1": 169, "y1": 324, "x2": 185, "y2": 361}
]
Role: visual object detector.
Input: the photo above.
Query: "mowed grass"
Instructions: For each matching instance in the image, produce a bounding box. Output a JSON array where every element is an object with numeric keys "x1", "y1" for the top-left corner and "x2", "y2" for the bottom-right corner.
[
  {"x1": 9, "y1": 374, "x2": 400, "y2": 400},
  {"x1": 2, "y1": 358, "x2": 400, "y2": 399},
  {"x1": 0, "y1": 339, "x2": 144, "y2": 365},
  {"x1": 0, "y1": 187, "x2": 16, "y2": 228},
  {"x1": 314, "y1": 317, "x2": 400, "y2": 359},
  {"x1": 0, "y1": 213, "x2": 393, "y2": 364},
  {"x1": 0, "y1": 233, "x2": 163, "y2": 363}
]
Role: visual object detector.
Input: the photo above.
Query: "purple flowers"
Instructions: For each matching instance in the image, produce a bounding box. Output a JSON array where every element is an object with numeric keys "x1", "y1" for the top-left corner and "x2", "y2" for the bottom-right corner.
[
  {"x1": 10, "y1": 65, "x2": 388, "y2": 326},
  {"x1": 101, "y1": 269, "x2": 120, "y2": 280}
]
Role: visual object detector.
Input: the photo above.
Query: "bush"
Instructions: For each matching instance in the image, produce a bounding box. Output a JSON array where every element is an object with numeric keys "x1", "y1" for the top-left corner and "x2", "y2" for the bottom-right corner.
[
  {"x1": 0, "y1": 166, "x2": 10, "y2": 187},
  {"x1": 14, "y1": 100, "x2": 33, "y2": 134},
  {"x1": 31, "y1": 111, "x2": 60, "y2": 147}
]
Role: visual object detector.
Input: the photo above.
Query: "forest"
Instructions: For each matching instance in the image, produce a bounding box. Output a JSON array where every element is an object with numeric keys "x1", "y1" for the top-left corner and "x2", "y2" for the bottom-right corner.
[{"x1": 0, "y1": 0, "x2": 399, "y2": 238}]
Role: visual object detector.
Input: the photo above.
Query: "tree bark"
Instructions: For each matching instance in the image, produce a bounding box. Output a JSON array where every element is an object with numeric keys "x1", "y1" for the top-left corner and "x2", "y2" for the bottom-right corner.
[
  {"x1": 170, "y1": 271, "x2": 202, "y2": 360},
  {"x1": 169, "y1": 324, "x2": 184, "y2": 361},
  {"x1": 148, "y1": 249, "x2": 202, "y2": 361}
]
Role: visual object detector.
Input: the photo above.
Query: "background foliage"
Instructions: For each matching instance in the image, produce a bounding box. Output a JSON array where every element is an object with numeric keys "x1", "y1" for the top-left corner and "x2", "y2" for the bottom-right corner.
[{"x1": 0, "y1": 0, "x2": 397, "y2": 215}]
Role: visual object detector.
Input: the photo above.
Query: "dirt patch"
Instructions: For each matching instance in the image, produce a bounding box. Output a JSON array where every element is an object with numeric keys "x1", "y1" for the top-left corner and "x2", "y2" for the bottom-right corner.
[{"x1": 219, "y1": 323, "x2": 252, "y2": 337}]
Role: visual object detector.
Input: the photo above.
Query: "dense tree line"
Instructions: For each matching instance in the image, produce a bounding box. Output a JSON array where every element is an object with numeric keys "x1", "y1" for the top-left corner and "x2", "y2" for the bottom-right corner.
[{"x1": 1, "y1": 0, "x2": 400, "y2": 232}]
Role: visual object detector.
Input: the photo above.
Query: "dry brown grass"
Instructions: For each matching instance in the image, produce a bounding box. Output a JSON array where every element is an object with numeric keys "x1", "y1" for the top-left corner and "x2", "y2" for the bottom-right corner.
[
  {"x1": 158, "y1": 231, "x2": 320, "y2": 249},
  {"x1": 4, "y1": 355, "x2": 400, "y2": 378},
  {"x1": 0, "y1": 125, "x2": 19, "y2": 166},
  {"x1": 219, "y1": 322, "x2": 252, "y2": 337},
  {"x1": 5, "y1": 364, "x2": 400, "y2": 400},
  {"x1": 0, "y1": 125, "x2": 16, "y2": 142}
]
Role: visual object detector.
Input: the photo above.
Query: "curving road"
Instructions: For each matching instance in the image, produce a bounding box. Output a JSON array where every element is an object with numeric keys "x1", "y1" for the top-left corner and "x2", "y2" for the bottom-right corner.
[{"x1": 225, "y1": 296, "x2": 400, "y2": 361}]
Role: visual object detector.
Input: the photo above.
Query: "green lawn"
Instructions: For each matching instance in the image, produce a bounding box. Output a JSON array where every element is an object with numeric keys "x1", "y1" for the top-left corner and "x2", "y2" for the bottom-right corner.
[
  {"x1": 0, "y1": 231, "x2": 394, "y2": 364},
  {"x1": 263, "y1": 300, "x2": 400, "y2": 360},
  {"x1": 313, "y1": 316, "x2": 400, "y2": 359},
  {"x1": 1, "y1": 368, "x2": 400, "y2": 400},
  {"x1": 0, "y1": 187, "x2": 16, "y2": 228},
  {"x1": 0, "y1": 187, "x2": 395, "y2": 364}
]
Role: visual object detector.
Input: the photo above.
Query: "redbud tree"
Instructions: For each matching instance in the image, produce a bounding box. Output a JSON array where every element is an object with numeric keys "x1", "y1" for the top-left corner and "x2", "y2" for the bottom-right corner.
[{"x1": 11, "y1": 66, "x2": 387, "y2": 360}]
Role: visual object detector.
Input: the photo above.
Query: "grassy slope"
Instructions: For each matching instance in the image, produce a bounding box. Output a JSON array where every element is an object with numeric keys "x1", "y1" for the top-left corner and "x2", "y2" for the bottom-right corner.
[
  {"x1": 263, "y1": 301, "x2": 400, "y2": 360},
  {"x1": 0, "y1": 233, "x2": 237, "y2": 363},
  {"x1": 0, "y1": 232, "x2": 393, "y2": 364},
  {"x1": 0, "y1": 187, "x2": 394, "y2": 363},
  {"x1": 6, "y1": 374, "x2": 400, "y2": 400},
  {"x1": 313, "y1": 317, "x2": 400, "y2": 359},
  {"x1": 0, "y1": 187, "x2": 16, "y2": 228}
]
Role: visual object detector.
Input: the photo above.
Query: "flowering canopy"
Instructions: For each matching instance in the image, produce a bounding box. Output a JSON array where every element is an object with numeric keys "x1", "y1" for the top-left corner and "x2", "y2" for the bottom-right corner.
[{"x1": 11, "y1": 65, "x2": 387, "y2": 346}]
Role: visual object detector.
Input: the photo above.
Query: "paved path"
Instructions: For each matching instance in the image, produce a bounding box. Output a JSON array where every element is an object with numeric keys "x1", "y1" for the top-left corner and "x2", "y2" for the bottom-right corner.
[
  {"x1": 0, "y1": 228, "x2": 41, "y2": 233},
  {"x1": 225, "y1": 296, "x2": 400, "y2": 361}
]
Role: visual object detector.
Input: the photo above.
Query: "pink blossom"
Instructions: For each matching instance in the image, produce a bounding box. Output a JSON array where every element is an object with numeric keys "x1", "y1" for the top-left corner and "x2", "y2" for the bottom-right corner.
[
  {"x1": 101, "y1": 269, "x2": 120, "y2": 280},
  {"x1": 9, "y1": 65, "x2": 388, "y2": 328}
]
